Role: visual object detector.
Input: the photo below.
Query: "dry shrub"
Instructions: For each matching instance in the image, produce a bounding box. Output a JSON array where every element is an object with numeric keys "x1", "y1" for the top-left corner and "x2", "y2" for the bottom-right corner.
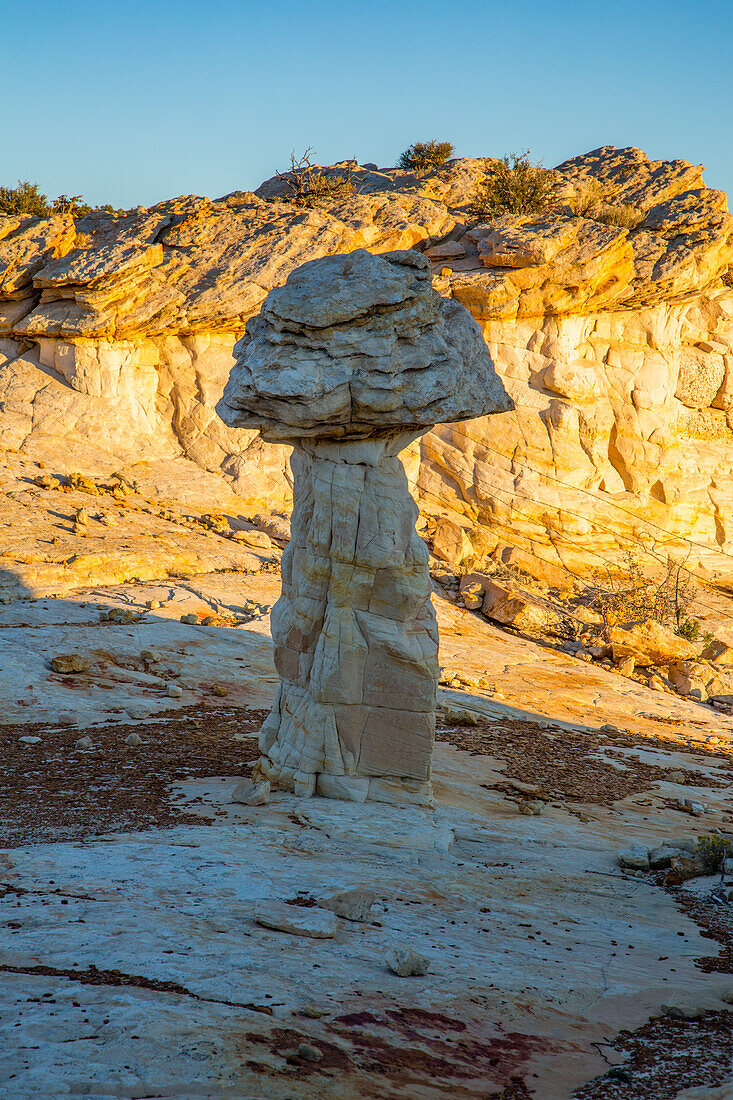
[
  {"x1": 398, "y1": 140, "x2": 455, "y2": 172},
  {"x1": 0, "y1": 180, "x2": 113, "y2": 219},
  {"x1": 275, "y1": 148, "x2": 355, "y2": 208},
  {"x1": 471, "y1": 151, "x2": 559, "y2": 219},
  {"x1": 586, "y1": 549, "x2": 699, "y2": 635},
  {"x1": 570, "y1": 179, "x2": 643, "y2": 230}
]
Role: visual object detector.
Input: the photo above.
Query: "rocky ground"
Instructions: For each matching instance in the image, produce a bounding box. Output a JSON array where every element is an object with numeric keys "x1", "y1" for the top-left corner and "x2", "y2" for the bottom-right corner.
[{"x1": 2, "y1": 451, "x2": 733, "y2": 1098}]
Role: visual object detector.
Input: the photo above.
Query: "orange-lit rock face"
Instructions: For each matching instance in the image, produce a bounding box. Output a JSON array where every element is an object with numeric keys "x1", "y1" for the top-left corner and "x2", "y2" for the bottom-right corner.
[{"x1": 1, "y1": 145, "x2": 733, "y2": 576}]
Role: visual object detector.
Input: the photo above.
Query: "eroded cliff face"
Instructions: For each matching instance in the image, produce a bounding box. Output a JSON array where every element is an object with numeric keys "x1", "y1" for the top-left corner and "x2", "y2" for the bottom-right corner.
[{"x1": 1, "y1": 146, "x2": 732, "y2": 575}]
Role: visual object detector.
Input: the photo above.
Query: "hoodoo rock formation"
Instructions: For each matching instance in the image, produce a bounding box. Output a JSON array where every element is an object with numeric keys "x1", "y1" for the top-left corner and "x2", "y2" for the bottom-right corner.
[
  {"x1": 218, "y1": 249, "x2": 511, "y2": 800},
  {"x1": 2, "y1": 145, "x2": 733, "y2": 580}
]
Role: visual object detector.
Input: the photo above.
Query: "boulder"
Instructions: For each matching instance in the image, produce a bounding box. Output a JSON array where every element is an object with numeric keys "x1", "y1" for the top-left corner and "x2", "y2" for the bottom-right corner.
[
  {"x1": 432, "y1": 519, "x2": 473, "y2": 567},
  {"x1": 701, "y1": 638, "x2": 733, "y2": 667},
  {"x1": 482, "y1": 580, "x2": 552, "y2": 633},
  {"x1": 610, "y1": 620, "x2": 699, "y2": 667},
  {"x1": 459, "y1": 572, "x2": 488, "y2": 609}
]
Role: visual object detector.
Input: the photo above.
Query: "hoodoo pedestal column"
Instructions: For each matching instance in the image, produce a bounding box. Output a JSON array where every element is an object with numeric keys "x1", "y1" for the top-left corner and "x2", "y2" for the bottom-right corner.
[
  {"x1": 261, "y1": 433, "x2": 437, "y2": 801},
  {"x1": 218, "y1": 248, "x2": 512, "y2": 802}
]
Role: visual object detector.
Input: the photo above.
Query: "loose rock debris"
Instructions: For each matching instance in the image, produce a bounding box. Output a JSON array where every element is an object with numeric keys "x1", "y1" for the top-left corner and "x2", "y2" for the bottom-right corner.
[{"x1": 0, "y1": 705, "x2": 266, "y2": 846}]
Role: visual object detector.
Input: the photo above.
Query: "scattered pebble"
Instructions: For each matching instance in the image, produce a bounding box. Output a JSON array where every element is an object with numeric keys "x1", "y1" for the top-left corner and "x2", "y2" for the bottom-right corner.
[
  {"x1": 166, "y1": 684, "x2": 183, "y2": 698},
  {"x1": 617, "y1": 846, "x2": 650, "y2": 870},
  {"x1": 75, "y1": 736, "x2": 93, "y2": 750},
  {"x1": 125, "y1": 732, "x2": 143, "y2": 747},
  {"x1": 51, "y1": 654, "x2": 90, "y2": 674},
  {"x1": 297, "y1": 1043, "x2": 323, "y2": 1063},
  {"x1": 517, "y1": 800, "x2": 544, "y2": 816},
  {"x1": 231, "y1": 778, "x2": 270, "y2": 806},
  {"x1": 385, "y1": 947, "x2": 430, "y2": 977},
  {"x1": 254, "y1": 901, "x2": 337, "y2": 939},
  {"x1": 126, "y1": 705, "x2": 153, "y2": 720},
  {"x1": 318, "y1": 888, "x2": 376, "y2": 922},
  {"x1": 18, "y1": 735, "x2": 41, "y2": 745}
]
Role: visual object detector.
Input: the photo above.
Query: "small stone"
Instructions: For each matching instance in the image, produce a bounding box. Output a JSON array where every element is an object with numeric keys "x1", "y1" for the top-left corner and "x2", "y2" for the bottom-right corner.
[
  {"x1": 18, "y1": 735, "x2": 41, "y2": 745},
  {"x1": 254, "y1": 901, "x2": 337, "y2": 938},
  {"x1": 125, "y1": 732, "x2": 143, "y2": 746},
  {"x1": 232, "y1": 779, "x2": 270, "y2": 806},
  {"x1": 140, "y1": 650, "x2": 161, "y2": 663},
  {"x1": 180, "y1": 613, "x2": 199, "y2": 625},
  {"x1": 385, "y1": 947, "x2": 430, "y2": 977},
  {"x1": 721, "y1": 989, "x2": 733, "y2": 1005},
  {"x1": 439, "y1": 706, "x2": 479, "y2": 727},
  {"x1": 296, "y1": 1043, "x2": 323, "y2": 1063},
  {"x1": 300, "y1": 1004, "x2": 324, "y2": 1018},
  {"x1": 617, "y1": 846, "x2": 650, "y2": 870},
  {"x1": 51, "y1": 654, "x2": 90, "y2": 674},
  {"x1": 146, "y1": 600, "x2": 161, "y2": 610},
  {"x1": 517, "y1": 800, "x2": 544, "y2": 816},
  {"x1": 74, "y1": 736, "x2": 93, "y2": 750},
  {"x1": 318, "y1": 889, "x2": 376, "y2": 922},
  {"x1": 668, "y1": 854, "x2": 706, "y2": 882},
  {"x1": 667, "y1": 770, "x2": 686, "y2": 784},
  {"x1": 661, "y1": 1002, "x2": 707, "y2": 1020},
  {"x1": 166, "y1": 684, "x2": 183, "y2": 698},
  {"x1": 600, "y1": 723, "x2": 624, "y2": 735},
  {"x1": 126, "y1": 705, "x2": 153, "y2": 720},
  {"x1": 617, "y1": 656, "x2": 635, "y2": 676},
  {"x1": 211, "y1": 684, "x2": 228, "y2": 697},
  {"x1": 648, "y1": 844, "x2": 683, "y2": 870}
]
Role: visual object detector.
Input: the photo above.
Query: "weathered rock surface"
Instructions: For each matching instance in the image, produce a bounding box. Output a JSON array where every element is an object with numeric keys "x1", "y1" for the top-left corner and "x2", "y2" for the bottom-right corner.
[
  {"x1": 219, "y1": 249, "x2": 510, "y2": 802},
  {"x1": 1, "y1": 145, "x2": 732, "y2": 578},
  {"x1": 610, "y1": 619, "x2": 700, "y2": 666}
]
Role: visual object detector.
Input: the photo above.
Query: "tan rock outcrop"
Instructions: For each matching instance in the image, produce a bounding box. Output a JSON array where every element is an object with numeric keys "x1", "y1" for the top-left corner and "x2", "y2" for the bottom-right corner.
[
  {"x1": 610, "y1": 620, "x2": 699, "y2": 667},
  {"x1": 2, "y1": 145, "x2": 733, "y2": 578},
  {"x1": 218, "y1": 249, "x2": 511, "y2": 801}
]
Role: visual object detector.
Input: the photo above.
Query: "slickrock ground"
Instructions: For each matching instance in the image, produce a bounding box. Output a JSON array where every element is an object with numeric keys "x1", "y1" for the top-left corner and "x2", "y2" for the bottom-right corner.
[
  {"x1": 2, "y1": 455, "x2": 733, "y2": 1098},
  {"x1": 3, "y1": 145, "x2": 733, "y2": 577}
]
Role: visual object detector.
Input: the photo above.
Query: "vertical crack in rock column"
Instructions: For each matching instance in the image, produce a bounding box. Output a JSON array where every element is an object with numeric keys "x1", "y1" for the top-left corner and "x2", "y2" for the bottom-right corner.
[{"x1": 217, "y1": 248, "x2": 512, "y2": 803}]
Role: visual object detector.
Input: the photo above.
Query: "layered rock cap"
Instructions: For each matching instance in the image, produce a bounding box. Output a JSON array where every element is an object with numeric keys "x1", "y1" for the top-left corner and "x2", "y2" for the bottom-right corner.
[{"x1": 218, "y1": 248, "x2": 512, "y2": 440}]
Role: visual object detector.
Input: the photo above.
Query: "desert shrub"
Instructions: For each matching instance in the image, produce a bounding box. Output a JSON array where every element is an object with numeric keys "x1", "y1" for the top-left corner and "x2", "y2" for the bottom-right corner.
[
  {"x1": 586, "y1": 550, "x2": 698, "y2": 634},
  {"x1": 678, "y1": 617, "x2": 701, "y2": 642},
  {"x1": 570, "y1": 179, "x2": 643, "y2": 230},
  {"x1": 594, "y1": 203, "x2": 644, "y2": 230},
  {"x1": 471, "y1": 151, "x2": 559, "y2": 219},
  {"x1": 51, "y1": 194, "x2": 94, "y2": 216},
  {"x1": 696, "y1": 834, "x2": 732, "y2": 873},
  {"x1": 572, "y1": 179, "x2": 604, "y2": 218},
  {"x1": 0, "y1": 180, "x2": 50, "y2": 217},
  {"x1": 0, "y1": 181, "x2": 112, "y2": 219},
  {"x1": 398, "y1": 140, "x2": 455, "y2": 172},
  {"x1": 275, "y1": 149, "x2": 355, "y2": 208}
]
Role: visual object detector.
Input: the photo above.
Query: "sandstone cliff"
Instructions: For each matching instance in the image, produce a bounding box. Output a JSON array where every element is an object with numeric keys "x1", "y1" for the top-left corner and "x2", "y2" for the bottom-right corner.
[{"x1": 2, "y1": 145, "x2": 733, "y2": 577}]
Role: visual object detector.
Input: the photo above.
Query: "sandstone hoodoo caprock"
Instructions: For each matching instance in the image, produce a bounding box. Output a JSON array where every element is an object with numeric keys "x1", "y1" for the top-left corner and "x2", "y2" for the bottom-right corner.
[{"x1": 218, "y1": 248, "x2": 511, "y2": 801}]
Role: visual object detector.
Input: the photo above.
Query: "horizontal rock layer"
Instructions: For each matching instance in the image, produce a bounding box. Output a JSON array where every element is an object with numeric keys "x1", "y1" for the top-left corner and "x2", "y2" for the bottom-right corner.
[{"x1": 1, "y1": 145, "x2": 733, "y2": 573}]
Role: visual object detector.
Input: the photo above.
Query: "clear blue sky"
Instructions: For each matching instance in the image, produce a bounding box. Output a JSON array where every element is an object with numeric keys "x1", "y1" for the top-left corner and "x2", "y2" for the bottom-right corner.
[{"x1": 5, "y1": 0, "x2": 732, "y2": 209}]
